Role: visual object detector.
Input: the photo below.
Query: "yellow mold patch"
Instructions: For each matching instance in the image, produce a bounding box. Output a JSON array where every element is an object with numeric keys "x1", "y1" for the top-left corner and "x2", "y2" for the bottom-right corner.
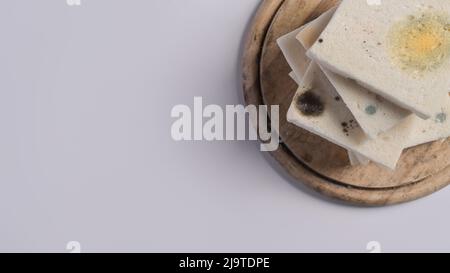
[{"x1": 388, "y1": 12, "x2": 450, "y2": 74}]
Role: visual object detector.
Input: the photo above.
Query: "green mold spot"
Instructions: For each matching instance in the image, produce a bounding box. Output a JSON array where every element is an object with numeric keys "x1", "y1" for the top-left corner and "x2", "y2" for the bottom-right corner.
[
  {"x1": 435, "y1": 112, "x2": 447, "y2": 123},
  {"x1": 365, "y1": 105, "x2": 377, "y2": 115}
]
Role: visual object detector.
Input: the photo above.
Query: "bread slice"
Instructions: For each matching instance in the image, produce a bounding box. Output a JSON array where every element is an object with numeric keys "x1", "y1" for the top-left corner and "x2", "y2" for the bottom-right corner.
[
  {"x1": 307, "y1": 0, "x2": 450, "y2": 119},
  {"x1": 289, "y1": 64, "x2": 365, "y2": 166},
  {"x1": 288, "y1": 62, "x2": 450, "y2": 168},
  {"x1": 287, "y1": 62, "x2": 409, "y2": 169},
  {"x1": 291, "y1": 63, "x2": 450, "y2": 165},
  {"x1": 278, "y1": 8, "x2": 336, "y2": 86},
  {"x1": 320, "y1": 67, "x2": 411, "y2": 138},
  {"x1": 277, "y1": 25, "x2": 310, "y2": 84},
  {"x1": 296, "y1": 6, "x2": 410, "y2": 139},
  {"x1": 297, "y1": 7, "x2": 337, "y2": 49}
]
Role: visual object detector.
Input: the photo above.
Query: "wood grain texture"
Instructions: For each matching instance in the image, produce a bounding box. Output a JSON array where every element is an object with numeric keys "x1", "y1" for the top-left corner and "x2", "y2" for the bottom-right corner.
[{"x1": 242, "y1": 0, "x2": 450, "y2": 206}]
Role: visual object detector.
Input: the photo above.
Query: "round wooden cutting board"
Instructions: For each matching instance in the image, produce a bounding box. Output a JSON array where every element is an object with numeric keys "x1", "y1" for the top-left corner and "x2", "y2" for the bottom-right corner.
[{"x1": 242, "y1": 0, "x2": 450, "y2": 206}]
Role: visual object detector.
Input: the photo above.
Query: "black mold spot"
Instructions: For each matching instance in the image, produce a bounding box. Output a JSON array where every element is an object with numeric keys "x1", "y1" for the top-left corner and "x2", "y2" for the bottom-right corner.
[
  {"x1": 341, "y1": 119, "x2": 359, "y2": 136},
  {"x1": 296, "y1": 91, "x2": 325, "y2": 117}
]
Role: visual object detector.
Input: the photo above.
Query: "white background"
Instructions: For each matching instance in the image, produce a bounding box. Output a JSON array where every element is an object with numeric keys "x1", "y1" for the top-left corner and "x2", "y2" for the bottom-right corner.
[{"x1": 0, "y1": 0, "x2": 449, "y2": 252}]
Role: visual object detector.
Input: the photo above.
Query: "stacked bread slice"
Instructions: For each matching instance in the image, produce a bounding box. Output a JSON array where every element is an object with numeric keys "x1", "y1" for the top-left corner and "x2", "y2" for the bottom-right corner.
[{"x1": 277, "y1": 0, "x2": 450, "y2": 169}]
